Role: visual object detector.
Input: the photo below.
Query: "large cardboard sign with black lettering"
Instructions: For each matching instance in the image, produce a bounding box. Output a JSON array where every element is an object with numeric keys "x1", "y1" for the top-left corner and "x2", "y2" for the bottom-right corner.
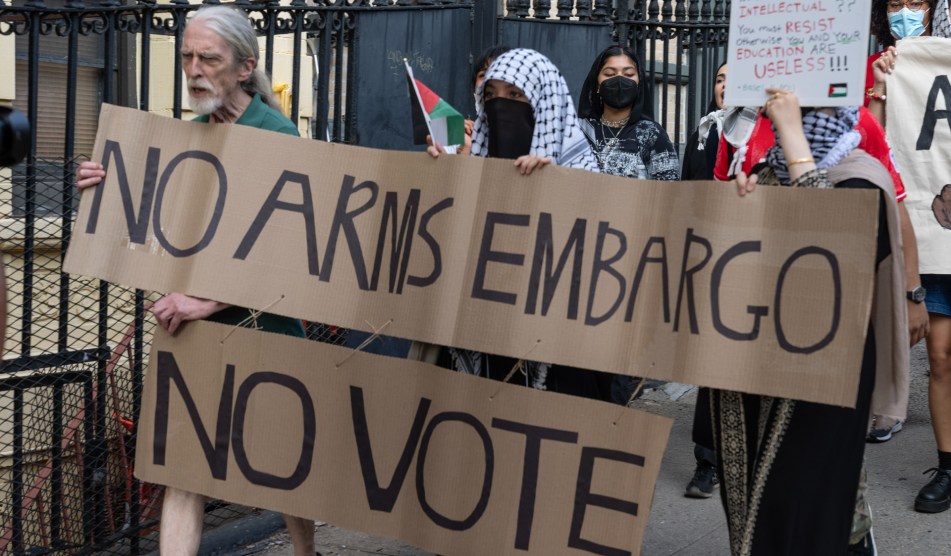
[
  {"x1": 137, "y1": 322, "x2": 672, "y2": 556},
  {"x1": 887, "y1": 37, "x2": 951, "y2": 274},
  {"x1": 65, "y1": 105, "x2": 881, "y2": 407}
]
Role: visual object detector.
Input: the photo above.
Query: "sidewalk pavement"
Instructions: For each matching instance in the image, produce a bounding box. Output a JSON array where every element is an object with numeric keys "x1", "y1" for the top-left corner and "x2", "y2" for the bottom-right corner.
[{"x1": 234, "y1": 342, "x2": 948, "y2": 555}]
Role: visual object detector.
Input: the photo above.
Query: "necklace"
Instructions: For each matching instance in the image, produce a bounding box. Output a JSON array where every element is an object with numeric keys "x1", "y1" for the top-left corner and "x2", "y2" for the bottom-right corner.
[
  {"x1": 600, "y1": 115, "x2": 629, "y2": 128},
  {"x1": 599, "y1": 120, "x2": 623, "y2": 149}
]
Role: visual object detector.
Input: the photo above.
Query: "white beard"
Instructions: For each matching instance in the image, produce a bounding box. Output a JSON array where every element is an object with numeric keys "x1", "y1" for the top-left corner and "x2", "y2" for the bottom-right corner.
[
  {"x1": 188, "y1": 93, "x2": 223, "y2": 116},
  {"x1": 187, "y1": 78, "x2": 223, "y2": 116}
]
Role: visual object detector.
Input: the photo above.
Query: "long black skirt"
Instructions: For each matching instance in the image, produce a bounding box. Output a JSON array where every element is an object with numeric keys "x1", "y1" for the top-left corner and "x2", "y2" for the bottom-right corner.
[{"x1": 709, "y1": 328, "x2": 875, "y2": 556}]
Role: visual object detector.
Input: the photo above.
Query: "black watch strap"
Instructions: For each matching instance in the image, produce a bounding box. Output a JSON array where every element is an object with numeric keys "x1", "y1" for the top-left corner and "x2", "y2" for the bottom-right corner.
[{"x1": 907, "y1": 286, "x2": 927, "y2": 304}]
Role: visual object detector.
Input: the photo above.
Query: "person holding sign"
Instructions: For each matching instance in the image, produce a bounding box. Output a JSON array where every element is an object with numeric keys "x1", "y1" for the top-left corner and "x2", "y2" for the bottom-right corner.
[
  {"x1": 866, "y1": 0, "x2": 937, "y2": 115},
  {"x1": 75, "y1": 6, "x2": 318, "y2": 556},
  {"x1": 577, "y1": 46, "x2": 679, "y2": 181},
  {"x1": 722, "y1": 90, "x2": 906, "y2": 555},
  {"x1": 714, "y1": 75, "x2": 928, "y2": 447},
  {"x1": 428, "y1": 49, "x2": 616, "y2": 398},
  {"x1": 869, "y1": 18, "x2": 951, "y2": 513}
]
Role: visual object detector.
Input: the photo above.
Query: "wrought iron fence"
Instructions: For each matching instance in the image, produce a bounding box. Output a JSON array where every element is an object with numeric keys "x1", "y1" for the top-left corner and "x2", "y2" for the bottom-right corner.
[
  {"x1": 0, "y1": 0, "x2": 729, "y2": 553},
  {"x1": 499, "y1": 0, "x2": 731, "y2": 149}
]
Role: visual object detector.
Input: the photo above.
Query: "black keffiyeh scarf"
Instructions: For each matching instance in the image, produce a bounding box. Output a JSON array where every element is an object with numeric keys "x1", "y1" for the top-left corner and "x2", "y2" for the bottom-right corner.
[
  {"x1": 472, "y1": 48, "x2": 599, "y2": 172},
  {"x1": 765, "y1": 106, "x2": 861, "y2": 184}
]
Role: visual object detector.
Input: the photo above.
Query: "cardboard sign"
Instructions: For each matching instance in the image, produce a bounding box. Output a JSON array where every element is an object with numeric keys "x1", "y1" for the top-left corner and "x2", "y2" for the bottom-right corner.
[
  {"x1": 136, "y1": 321, "x2": 672, "y2": 556},
  {"x1": 65, "y1": 105, "x2": 882, "y2": 407},
  {"x1": 887, "y1": 37, "x2": 951, "y2": 274},
  {"x1": 726, "y1": 0, "x2": 870, "y2": 106}
]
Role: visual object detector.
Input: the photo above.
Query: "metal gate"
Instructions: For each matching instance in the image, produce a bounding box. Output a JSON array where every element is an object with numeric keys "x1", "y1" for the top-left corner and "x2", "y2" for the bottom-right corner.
[{"x1": 493, "y1": 0, "x2": 731, "y2": 150}]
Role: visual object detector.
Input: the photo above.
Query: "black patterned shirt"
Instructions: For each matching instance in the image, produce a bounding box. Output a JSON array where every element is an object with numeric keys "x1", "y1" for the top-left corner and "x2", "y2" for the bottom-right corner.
[{"x1": 580, "y1": 118, "x2": 680, "y2": 181}]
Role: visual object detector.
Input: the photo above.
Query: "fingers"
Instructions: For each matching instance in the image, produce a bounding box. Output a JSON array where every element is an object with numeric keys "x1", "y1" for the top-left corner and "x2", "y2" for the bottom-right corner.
[
  {"x1": 151, "y1": 305, "x2": 173, "y2": 332},
  {"x1": 151, "y1": 294, "x2": 180, "y2": 333},
  {"x1": 167, "y1": 314, "x2": 183, "y2": 335},
  {"x1": 735, "y1": 171, "x2": 758, "y2": 197},
  {"x1": 908, "y1": 303, "x2": 931, "y2": 346},
  {"x1": 763, "y1": 89, "x2": 802, "y2": 131},
  {"x1": 514, "y1": 156, "x2": 551, "y2": 176},
  {"x1": 425, "y1": 136, "x2": 445, "y2": 158},
  {"x1": 76, "y1": 162, "x2": 105, "y2": 190},
  {"x1": 875, "y1": 49, "x2": 897, "y2": 77}
]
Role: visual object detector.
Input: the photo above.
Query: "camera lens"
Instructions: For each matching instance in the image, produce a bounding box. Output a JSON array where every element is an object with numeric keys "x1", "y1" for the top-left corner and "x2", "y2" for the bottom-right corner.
[{"x1": 0, "y1": 106, "x2": 31, "y2": 167}]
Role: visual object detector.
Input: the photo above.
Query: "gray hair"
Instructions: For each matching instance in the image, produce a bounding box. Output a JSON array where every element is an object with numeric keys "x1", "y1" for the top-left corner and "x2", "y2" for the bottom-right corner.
[{"x1": 189, "y1": 6, "x2": 280, "y2": 110}]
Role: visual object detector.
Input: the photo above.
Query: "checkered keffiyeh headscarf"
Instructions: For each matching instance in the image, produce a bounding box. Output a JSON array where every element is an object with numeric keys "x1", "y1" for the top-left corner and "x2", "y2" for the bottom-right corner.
[
  {"x1": 935, "y1": 0, "x2": 951, "y2": 38},
  {"x1": 471, "y1": 49, "x2": 599, "y2": 172},
  {"x1": 765, "y1": 106, "x2": 861, "y2": 184}
]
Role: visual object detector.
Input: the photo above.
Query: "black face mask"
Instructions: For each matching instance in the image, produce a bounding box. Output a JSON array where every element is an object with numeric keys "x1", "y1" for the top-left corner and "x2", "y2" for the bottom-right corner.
[
  {"x1": 485, "y1": 98, "x2": 535, "y2": 159},
  {"x1": 599, "y1": 76, "x2": 639, "y2": 109}
]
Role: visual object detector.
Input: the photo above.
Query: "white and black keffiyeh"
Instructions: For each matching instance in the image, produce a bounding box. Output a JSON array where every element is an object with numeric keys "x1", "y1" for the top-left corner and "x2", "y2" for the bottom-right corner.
[
  {"x1": 935, "y1": 0, "x2": 951, "y2": 38},
  {"x1": 471, "y1": 48, "x2": 599, "y2": 172},
  {"x1": 696, "y1": 109, "x2": 726, "y2": 151},
  {"x1": 765, "y1": 106, "x2": 861, "y2": 184},
  {"x1": 722, "y1": 107, "x2": 760, "y2": 177}
]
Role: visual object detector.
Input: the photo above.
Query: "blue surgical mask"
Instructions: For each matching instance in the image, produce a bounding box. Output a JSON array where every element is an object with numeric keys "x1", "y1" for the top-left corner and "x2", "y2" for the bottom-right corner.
[{"x1": 889, "y1": 7, "x2": 929, "y2": 38}]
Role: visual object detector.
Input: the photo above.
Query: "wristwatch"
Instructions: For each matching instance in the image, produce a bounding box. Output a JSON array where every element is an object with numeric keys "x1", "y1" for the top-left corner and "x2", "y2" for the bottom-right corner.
[{"x1": 907, "y1": 285, "x2": 927, "y2": 304}]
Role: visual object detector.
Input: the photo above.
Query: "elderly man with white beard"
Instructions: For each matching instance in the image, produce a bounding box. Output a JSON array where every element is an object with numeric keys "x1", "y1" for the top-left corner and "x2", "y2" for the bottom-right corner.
[{"x1": 76, "y1": 6, "x2": 318, "y2": 556}]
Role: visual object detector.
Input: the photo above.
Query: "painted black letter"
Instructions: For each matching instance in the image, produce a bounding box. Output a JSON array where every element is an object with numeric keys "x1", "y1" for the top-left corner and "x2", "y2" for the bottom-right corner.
[
  {"x1": 568, "y1": 447, "x2": 645, "y2": 556},
  {"x1": 234, "y1": 170, "x2": 320, "y2": 276},
  {"x1": 775, "y1": 246, "x2": 841, "y2": 354},
  {"x1": 231, "y1": 372, "x2": 315, "y2": 490},
  {"x1": 710, "y1": 241, "x2": 769, "y2": 341},
  {"x1": 624, "y1": 237, "x2": 670, "y2": 323},
  {"x1": 370, "y1": 189, "x2": 419, "y2": 293},
  {"x1": 85, "y1": 141, "x2": 161, "y2": 242},
  {"x1": 917, "y1": 75, "x2": 951, "y2": 151},
  {"x1": 407, "y1": 197, "x2": 454, "y2": 288},
  {"x1": 673, "y1": 229, "x2": 712, "y2": 333},
  {"x1": 152, "y1": 150, "x2": 227, "y2": 257},
  {"x1": 472, "y1": 212, "x2": 530, "y2": 305},
  {"x1": 321, "y1": 175, "x2": 378, "y2": 289},
  {"x1": 525, "y1": 213, "x2": 586, "y2": 319},
  {"x1": 586, "y1": 222, "x2": 628, "y2": 326},
  {"x1": 416, "y1": 412, "x2": 494, "y2": 531},
  {"x1": 350, "y1": 386, "x2": 432, "y2": 512},
  {"x1": 152, "y1": 352, "x2": 234, "y2": 480},
  {"x1": 492, "y1": 418, "x2": 578, "y2": 550}
]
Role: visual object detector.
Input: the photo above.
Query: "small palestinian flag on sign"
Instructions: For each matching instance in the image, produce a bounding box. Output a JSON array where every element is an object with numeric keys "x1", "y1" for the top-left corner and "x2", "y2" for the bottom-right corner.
[
  {"x1": 405, "y1": 60, "x2": 465, "y2": 147},
  {"x1": 828, "y1": 83, "x2": 848, "y2": 98}
]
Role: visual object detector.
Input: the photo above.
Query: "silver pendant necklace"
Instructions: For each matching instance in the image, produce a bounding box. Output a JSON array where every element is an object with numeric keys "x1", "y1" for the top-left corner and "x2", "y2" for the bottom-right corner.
[{"x1": 600, "y1": 119, "x2": 624, "y2": 149}]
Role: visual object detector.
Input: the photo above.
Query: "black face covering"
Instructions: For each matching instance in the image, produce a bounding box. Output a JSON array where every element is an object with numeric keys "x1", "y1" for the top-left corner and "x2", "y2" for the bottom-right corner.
[
  {"x1": 599, "y1": 76, "x2": 639, "y2": 109},
  {"x1": 485, "y1": 98, "x2": 535, "y2": 159}
]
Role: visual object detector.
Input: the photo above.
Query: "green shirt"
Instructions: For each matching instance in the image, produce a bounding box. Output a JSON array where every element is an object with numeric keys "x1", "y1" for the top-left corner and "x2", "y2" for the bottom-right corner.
[{"x1": 195, "y1": 94, "x2": 306, "y2": 338}]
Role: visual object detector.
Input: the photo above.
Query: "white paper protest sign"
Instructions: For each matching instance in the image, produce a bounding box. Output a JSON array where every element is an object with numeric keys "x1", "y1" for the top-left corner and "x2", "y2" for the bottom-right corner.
[{"x1": 726, "y1": 0, "x2": 870, "y2": 107}]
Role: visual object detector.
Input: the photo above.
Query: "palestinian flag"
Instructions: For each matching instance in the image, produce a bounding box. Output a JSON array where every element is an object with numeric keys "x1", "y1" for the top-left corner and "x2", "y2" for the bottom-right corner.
[
  {"x1": 828, "y1": 83, "x2": 848, "y2": 98},
  {"x1": 405, "y1": 60, "x2": 465, "y2": 147}
]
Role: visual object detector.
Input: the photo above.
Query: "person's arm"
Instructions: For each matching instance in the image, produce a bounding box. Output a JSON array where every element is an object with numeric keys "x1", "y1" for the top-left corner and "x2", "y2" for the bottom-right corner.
[
  {"x1": 762, "y1": 88, "x2": 818, "y2": 184},
  {"x1": 868, "y1": 46, "x2": 896, "y2": 127},
  {"x1": 899, "y1": 202, "x2": 930, "y2": 345},
  {"x1": 735, "y1": 89, "x2": 818, "y2": 197},
  {"x1": 151, "y1": 293, "x2": 230, "y2": 335}
]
